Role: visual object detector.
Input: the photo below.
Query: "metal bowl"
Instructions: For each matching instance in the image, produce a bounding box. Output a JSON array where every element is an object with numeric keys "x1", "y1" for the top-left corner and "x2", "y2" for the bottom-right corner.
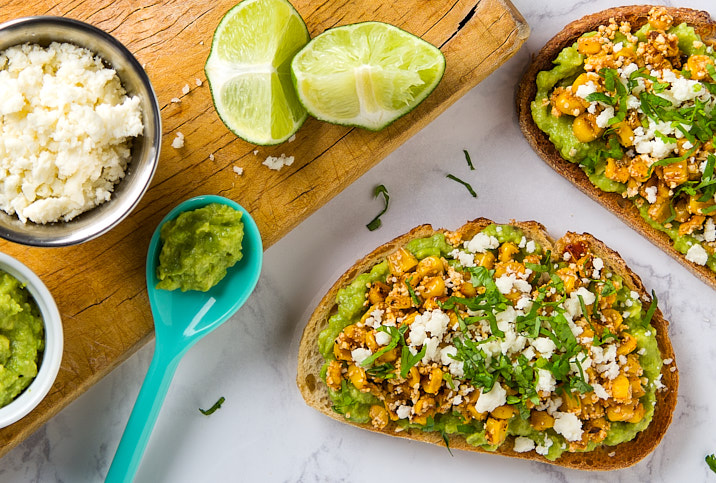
[{"x1": 0, "y1": 16, "x2": 161, "y2": 247}]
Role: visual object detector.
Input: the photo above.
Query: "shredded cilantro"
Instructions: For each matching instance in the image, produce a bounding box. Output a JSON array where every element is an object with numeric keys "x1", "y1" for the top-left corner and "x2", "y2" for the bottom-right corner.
[
  {"x1": 706, "y1": 453, "x2": 716, "y2": 473},
  {"x1": 405, "y1": 277, "x2": 421, "y2": 307},
  {"x1": 586, "y1": 92, "x2": 615, "y2": 106},
  {"x1": 642, "y1": 290, "x2": 659, "y2": 328},
  {"x1": 463, "y1": 149, "x2": 475, "y2": 170},
  {"x1": 446, "y1": 174, "x2": 477, "y2": 197},
  {"x1": 366, "y1": 184, "x2": 390, "y2": 231},
  {"x1": 400, "y1": 345, "x2": 426, "y2": 378},
  {"x1": 360, "y1": 326, "x2": 403, "y2": 368},
  {"x1": 367, "y1": 363, "x2": 396, "y2": 379},
  {"x1": 199, "y1": 396, "x2": 225, "y2": 415}
]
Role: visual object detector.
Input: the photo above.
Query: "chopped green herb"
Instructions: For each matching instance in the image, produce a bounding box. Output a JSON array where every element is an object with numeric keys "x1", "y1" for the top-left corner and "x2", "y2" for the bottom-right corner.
[
  {"x1": 361, "y1": 326, "x2": 402, "y2": 368},
  {"x1": 405, "y1": 277, "x2": 421, "y2": 307},
  {"x1": 446, "y1": 174, "x2": 477, "y2": 197},
  {"x1": 586, "y1": 92, "x2": 616, "y2": 106},
  {"x1": 441, "y1": 430, "x2": 454, "y2": 456},
  {"x1": 463, "y1": 149, "x2": 475, "y2": 170},
  {"x1": 443, "y1": 372, "x2": 456, "y2": 390},
  {"x1": 400, "y1": 345, "x2": 427, "y2": 378},
  {"x1": 706, "y1": 453, "x2": 716, "y2": 473},
  {"x1": 366, "y1": 184, "x2": 390, "y2": 231},
  {"x1": 367, "y1": 363, "x2": 396, "y2": 379},
  {"x1": 199, "y1": 396, "x2": 225, "y2": 415},
  {"x1": 642, "y1": 290, "x2": 659, "y2": 328}
]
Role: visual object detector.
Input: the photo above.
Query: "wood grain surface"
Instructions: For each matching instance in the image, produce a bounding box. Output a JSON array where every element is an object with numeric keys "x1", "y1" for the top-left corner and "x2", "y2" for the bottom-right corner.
[{"x1": 0, "y1": 0, "x2": 528, "y2": 456}]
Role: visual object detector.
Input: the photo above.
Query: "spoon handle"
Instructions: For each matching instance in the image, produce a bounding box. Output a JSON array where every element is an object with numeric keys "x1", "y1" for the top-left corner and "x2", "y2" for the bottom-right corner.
[{"x1": 105, "y1": 343, "x2": 182, "y2": 483}]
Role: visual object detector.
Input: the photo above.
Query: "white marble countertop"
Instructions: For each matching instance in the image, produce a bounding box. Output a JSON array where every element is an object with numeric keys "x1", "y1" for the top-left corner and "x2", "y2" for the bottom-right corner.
[{"x1": 2, "y1": 0, "x2": 716, "y2": 481}]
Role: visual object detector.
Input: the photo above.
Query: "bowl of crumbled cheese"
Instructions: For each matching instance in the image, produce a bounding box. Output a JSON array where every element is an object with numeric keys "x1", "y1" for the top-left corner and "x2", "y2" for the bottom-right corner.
[{"x1": 0, "y1": 16, "x2": 161, "y2": 246}]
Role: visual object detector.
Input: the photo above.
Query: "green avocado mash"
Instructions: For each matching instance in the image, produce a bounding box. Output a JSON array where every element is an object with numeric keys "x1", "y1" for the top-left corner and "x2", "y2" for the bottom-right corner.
[
  {"x1": 320, "y1": 225, "x2": 663, "y2": 460},
  {"x1": 0, "y1": 270, "x2": 44, "y2": 408},
  {"x1": 531, "y1": 22, "x2": 716, "y2": 271},
  {"x1": 156, "y1": 203, "x2": 244, "y2": 292}
]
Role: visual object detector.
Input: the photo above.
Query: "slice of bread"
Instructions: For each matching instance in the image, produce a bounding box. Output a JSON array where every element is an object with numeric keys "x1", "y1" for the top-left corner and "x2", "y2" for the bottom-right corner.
[
  {"x1": 296, "y1": 219, "x2": 678, "y2": 470},
  {"x1": 516, "y1": 5, "x2": 716, "y2": 290}
]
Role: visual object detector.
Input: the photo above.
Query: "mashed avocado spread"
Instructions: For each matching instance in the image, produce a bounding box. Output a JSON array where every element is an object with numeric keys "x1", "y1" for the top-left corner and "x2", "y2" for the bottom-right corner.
[
  {"x1": 319, "y1": 225, "x2": 664, "y2": 460},
  {"x1": 531, "y1": 10, "x2": 716, "y2": 272},
  {"x1": 156, "y1": 203, "x2": 244, "y2": 292},
  {"x1": 0, "y1": 270, "x2": 44, "y2": 408}
]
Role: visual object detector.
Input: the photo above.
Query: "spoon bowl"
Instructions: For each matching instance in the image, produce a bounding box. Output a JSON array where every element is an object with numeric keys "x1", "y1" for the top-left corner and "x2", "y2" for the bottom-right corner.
[
  {"x1": 106, "y1": 195, "x2": 263, "y2": 482},
  {"x1": 146, "y1": 195, "x2": 263, "y2": 346}
]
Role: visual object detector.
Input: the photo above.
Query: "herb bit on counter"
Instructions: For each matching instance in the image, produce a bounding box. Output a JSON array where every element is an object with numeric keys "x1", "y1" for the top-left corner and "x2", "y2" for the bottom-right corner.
[
  {"x1": 446, "y1": 174, "x2": 477, "y2": 197},
  {"x1": 707, "y1": 453, "x2": 716, "y2": 473},
  {"x1": 199, "y1": 396, "x2": 225, "y2": 416},
  {"x1": 463, "y1": 149, "x2": 475, "y2": 170},
  {"x1": 366, "y1": 184, "x2": 390, "y2": 231}
]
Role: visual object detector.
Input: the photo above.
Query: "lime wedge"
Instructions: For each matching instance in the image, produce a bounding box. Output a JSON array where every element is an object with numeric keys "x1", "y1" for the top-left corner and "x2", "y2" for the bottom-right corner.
[
  {"x1": 205, "y1": 0, "x2": 309, "y2": 145},
  {"x1": 290, "y1": 21, "x2": 446, "y2": 131}
]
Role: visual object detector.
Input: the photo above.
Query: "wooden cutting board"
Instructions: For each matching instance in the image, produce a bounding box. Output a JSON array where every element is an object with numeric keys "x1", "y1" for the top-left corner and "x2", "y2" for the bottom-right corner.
[{"x1": 0, "y1": 0, "x2": 528, "y2": 456}]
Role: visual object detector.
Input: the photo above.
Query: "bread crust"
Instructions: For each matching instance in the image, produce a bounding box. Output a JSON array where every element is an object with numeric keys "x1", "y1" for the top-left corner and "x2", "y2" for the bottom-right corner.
[
  {"x1": 516, "y1": 5, "x2": 716, "y2": 290},
  {"x1": 296, "y1": 218, "x2": 678, "y2": 470}
]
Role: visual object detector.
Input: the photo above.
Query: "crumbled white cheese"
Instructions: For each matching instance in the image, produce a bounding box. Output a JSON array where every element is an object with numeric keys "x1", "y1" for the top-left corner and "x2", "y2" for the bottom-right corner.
[
  {"x1": 232, "y1": 166, "x2": 243, "y2": 176},
  {"x1": 596, "y1": 106, "x2": 615, "y2": 128},
  {"x1": 172, "y1": 132, "x2": 185, "y2": 149},
  {"x1": 209, "y1": 153, "x2": 215, "y2": 161},
  {"x1": 575, "y1": 81, "x2": 598, "y2": 99},
  {"x1": 704, "y1": 218, "x2": 715, "y2": 243},
  {"x1": 449, "y1": 249, "x2": 476, "y2": 268},
  {"x1": 591, "y1": 382, "x2": 609, "y2": 400},
  {"x1": 536, "y1": 368, "x2": 556, "y2": 393},
  {"x1": 513, "y1": 437, "x2": 536, "y2": 453},
  {"x1": 532, "y1": 337, "x2": 557, "y2": 359},
  {"x1": 288, "y1": 134, "x2": 296, "y2": 143},
  {"x1": 262, "y1": 153, "x2": 294, "y2": 171},
  {"x1": 644, "y1": 186, "x2": 658, "y2": 204},
  {"x1": 396, "y1": 405, "x2": 412, "y2": 420},
  {"x1": 525, "y1": 240, "x2": 536, "y2": 253},
  {"x1": 464, "y1": 232, "x2": 499, "y2": 253},
  {"x1": 475, "y1": 383, "x2": 507, "y2": 414},
  {"x1": 363, "y1": 308, "x2": 384, "y2": 329},
  {"x1": 350, "y1": 348, "x2": 372, "y2": 365},
  {"x1": 181, "y1": 83, "x2": 190, "y2": 95},
  {"x1": 592, "y1": 257, "x2": 604, "y2": 278},
  {"x1": 553, "y1": 412, "x2": 583, "y2": 442},
  {"x1": 0, "y1": 42, "x2": 143, "y2": 223},
  {"x1": 409, "y1": 309, "x2": 450, "y2": 349},
  {"x1": 535, "y1": 437, "x2": 553, "y2": 456},
  {"x1": 495, "y1": 274, "x2": 515, "y2": 294},
  {"x1": 685, "y1": 243, "x2": 709, "y2": 266},
  {"x1": 375, "y1": 330, "x2": 391, "y2": 346},
  {"x1": 195, "y1": 78, "x2": 203, "y2": 87},
  {"x1": 170, "y1": 97, "x2": 181, "y2": 103}
]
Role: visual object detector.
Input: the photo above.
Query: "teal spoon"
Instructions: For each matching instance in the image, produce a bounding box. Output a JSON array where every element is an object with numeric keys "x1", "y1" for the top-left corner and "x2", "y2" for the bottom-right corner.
[{"x1": 105, "y1": 195, "x2": 263, "y2": 483}]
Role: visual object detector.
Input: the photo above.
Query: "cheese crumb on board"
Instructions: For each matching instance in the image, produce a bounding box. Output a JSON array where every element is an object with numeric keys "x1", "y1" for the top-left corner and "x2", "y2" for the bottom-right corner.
[
  {"x1": 181, "y1": 84, "x2": 190, "y2": 95},
  {"x1": 0, "y1": 42, "x2": 143, "y2": 223},
  {"x1": 232, "y1": 166, "x2": 243, "y2": 176},
  {"x1": 171, "y1": 132, "x2": 185, "y2": 149},
  {"x1": 262, "y1": 154, "x2": 294, "y2": 171}
]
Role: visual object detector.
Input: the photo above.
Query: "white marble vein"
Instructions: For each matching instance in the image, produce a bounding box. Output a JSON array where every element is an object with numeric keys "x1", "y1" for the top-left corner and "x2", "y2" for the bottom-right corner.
[{"x1": 1, "y1": 0, "x2": 715, "y2": 481}]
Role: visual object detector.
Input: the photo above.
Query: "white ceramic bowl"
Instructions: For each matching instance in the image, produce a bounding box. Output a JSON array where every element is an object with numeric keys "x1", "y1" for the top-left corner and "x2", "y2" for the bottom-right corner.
[{"x1": 0, "y1": 252, "x2": 63, "y2": 428}]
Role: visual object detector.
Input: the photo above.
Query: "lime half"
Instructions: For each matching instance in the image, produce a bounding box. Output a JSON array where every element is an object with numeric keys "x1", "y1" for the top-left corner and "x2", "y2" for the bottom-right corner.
[
  {"x1": 290, "y1": 22, "x2": 446, "y2": 131},
  {"x1": 205, "y1": 0, "x2": 309, "y2": 145}
]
